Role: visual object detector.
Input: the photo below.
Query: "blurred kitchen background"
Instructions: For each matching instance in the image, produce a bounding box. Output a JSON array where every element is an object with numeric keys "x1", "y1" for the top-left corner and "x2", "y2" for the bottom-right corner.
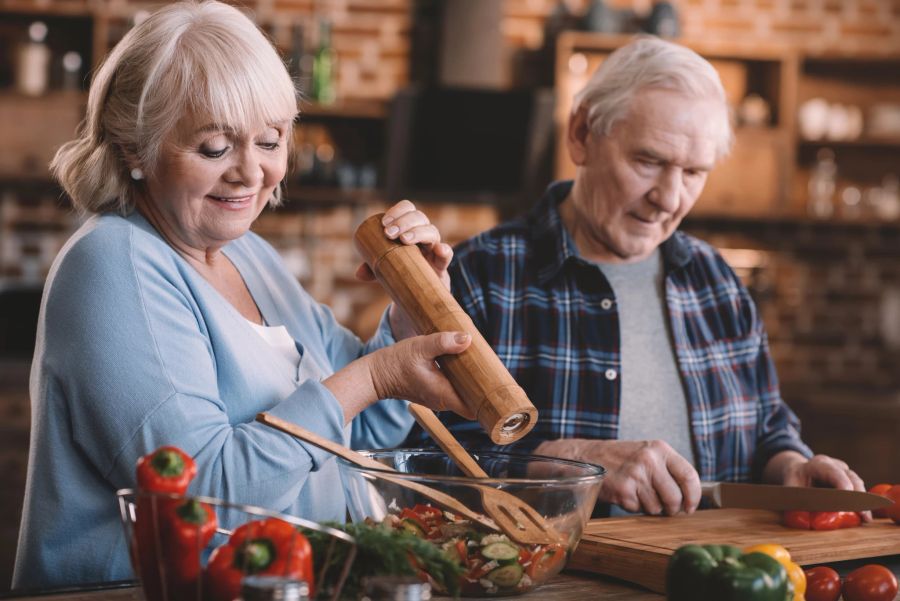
[{"x1": 1, "y1": 0, "x2": 899, "y2": 589}]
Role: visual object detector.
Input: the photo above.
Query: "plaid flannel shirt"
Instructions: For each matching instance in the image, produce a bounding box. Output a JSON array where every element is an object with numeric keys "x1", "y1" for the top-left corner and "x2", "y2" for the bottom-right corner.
[{"x1": 405, "y1": 180, "x2": 812, "y2": 483}]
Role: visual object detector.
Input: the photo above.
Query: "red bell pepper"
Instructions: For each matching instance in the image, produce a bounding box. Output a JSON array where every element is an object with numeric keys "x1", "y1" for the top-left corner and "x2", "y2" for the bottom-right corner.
[
  {"x1": 137, "y1": 446, "x2": 197, "y2": 494},
  {"x1": 782, "y1": 510, "x2": 862, "y2": 531},
  {"x1": 204, "y1": 518, "x2": 314, "y2": 601},
  {"x1": 133, "y1": 446, "x2": 198, "y2": 601},
  {"x1": 162, "y1": 498, "x2": 217, "y2": 600}
]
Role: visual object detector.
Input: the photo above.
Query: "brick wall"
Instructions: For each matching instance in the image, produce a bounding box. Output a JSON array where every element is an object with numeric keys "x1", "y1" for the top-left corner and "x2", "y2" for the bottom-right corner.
[
  {"x1": 684, "y1": 218, "x2": 900, "y2": 391},
  {"x1": 204, "y1": 0, "x2": 413, "y2": 101},
  {"x1": 501, "y1": 0, "x2": 900, "y2": 54}
]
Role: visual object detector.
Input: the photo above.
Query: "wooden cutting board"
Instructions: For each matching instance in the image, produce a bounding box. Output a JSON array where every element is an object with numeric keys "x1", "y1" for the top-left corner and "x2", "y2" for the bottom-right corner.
[{"x1": 569, "y1": 509, "x2": 900, "y2": 593}]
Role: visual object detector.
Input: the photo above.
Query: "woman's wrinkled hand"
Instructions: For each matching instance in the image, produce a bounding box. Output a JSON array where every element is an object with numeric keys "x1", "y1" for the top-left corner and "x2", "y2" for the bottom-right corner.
[
  {"x1": 355, "y1": 200, "x2": 454, "y2": 339},
  {"x1": 367, "y1": 331, "x2": 474, "y2": 419}
]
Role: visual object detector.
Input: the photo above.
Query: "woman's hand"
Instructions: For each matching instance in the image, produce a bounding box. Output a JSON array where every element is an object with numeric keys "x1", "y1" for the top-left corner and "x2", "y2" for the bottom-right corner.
[
  {"x1": 369, "y1": 331, "x2": 474, "y2": 418},
  {"x1": 324, "y1": 331, "x2": 473, "y2": 423},
  {"x1": 355, "y1": 200, "x2": 453, "y2": 340}
]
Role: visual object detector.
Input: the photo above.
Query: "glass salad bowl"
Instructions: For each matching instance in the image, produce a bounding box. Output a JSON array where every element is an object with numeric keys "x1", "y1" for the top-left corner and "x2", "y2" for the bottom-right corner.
[{"x1": 337, "y1": 449, "x2": 605, "y2": 597}]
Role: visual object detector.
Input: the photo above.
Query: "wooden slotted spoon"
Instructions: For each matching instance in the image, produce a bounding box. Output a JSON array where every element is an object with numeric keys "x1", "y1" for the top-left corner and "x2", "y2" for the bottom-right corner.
[
  {"x1": 407, "y1": 404, "x2": 564, "y2": 545},
  {"x1": 256, "y1": 412, "x2": 498, "y2": 532}
]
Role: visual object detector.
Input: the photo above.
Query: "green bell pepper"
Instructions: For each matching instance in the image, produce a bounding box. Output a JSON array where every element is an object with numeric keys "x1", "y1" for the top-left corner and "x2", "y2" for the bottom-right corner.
[{"x1": 666, "y1": 544, "x2": 791, "y2": 601}]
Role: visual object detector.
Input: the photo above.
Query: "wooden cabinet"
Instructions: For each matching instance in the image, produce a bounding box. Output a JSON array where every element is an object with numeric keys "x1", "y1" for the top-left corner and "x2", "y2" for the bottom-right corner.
[
  {"x1": 794, "y1": 55, "x2": 900, "y2": 221},
  {"x1": 554, "y1": 32, "x2": 900, "y2": 223}
]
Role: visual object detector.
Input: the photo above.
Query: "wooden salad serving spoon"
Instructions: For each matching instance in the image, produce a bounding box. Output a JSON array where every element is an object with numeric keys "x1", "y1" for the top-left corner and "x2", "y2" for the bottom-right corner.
[
  {"x1": 407, "y1": 404, "x2": 564, "y2": 545},
  {"x1": 256, "y1": 412, "x2": 498, "y2": 532}
]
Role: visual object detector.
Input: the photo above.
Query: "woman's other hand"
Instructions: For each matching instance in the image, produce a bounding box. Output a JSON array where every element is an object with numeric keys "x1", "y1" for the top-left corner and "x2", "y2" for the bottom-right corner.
[
  {"x1": 355, "y1": 200, "x2": 454, "y2": 339},
  {"x1": 325, "y1": 331, "x2": 473, "y2": 422},
  {"x1": 369, "y1": 331, "x2": 473, "y2": 419}
]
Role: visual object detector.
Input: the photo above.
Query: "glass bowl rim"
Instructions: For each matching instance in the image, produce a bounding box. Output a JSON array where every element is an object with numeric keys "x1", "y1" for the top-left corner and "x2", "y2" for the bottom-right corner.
[{"x1": 336, "y1": 447, "x2": 606, "y2": 486}]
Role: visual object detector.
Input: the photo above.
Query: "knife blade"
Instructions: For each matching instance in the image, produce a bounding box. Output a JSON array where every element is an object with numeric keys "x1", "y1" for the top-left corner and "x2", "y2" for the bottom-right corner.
[{"x1": 701, "y1": 482, "x2": 893, "y2": 512}]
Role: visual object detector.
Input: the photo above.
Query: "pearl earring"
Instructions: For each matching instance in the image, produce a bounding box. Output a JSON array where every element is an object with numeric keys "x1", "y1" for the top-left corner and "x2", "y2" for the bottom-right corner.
[{"x1": 130, "y1": 168, "x2": 144, "y2": 181}]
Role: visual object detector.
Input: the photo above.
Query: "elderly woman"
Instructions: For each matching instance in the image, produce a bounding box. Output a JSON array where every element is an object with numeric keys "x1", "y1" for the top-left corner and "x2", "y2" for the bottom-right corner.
[{"x1": 13, "y1": 0, "x2": 473, "y2": 589}]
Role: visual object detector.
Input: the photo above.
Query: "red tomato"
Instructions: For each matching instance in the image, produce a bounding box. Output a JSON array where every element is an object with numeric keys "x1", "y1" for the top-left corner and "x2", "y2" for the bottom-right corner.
[
  {"x1": 811, "y1": 511, "x2": 844, "y2": 531},
  {"x1": 842, "y1": 564, "x2": 899, "y2": 601},
  {"x1": 411, "y1": 503, "x2": 443, "y2": 519},
  {"x1": 868, "y1": 483, "x2": 893, "y2": 519},
  {"x1": 455, "y1": 539, "x2": 468, "y2": 564},
  {"x1": 804, "y1": 566, "x2": 841, "y2": 601},
  {"x1": 839, "y1": 511, "x2": 862, "y2": 528},
  {"x1": 884, "y1": 485, "x2": 900, "y2": 525},
  {"x1": 783, "y1": 510, "x2": 812, "y2": 530}
]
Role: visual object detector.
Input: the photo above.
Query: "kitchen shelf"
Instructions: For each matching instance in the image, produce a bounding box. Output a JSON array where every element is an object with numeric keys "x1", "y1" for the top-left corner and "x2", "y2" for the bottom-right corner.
[
  {"x1": 281, "y1": 185, "x2": 387, "y2": 209},
  {"x1": 799, "y1": 137, "x2": 900, "y2": 149},
  {"x1": 299, "y1": 99, "x2": 388, "y2": 120},
  {"x1": 0, "y1": 1, "x2": 91, "y2": 17},
  {"x1": 685, "y1": 211, "x2": 900, "y2": 230}
]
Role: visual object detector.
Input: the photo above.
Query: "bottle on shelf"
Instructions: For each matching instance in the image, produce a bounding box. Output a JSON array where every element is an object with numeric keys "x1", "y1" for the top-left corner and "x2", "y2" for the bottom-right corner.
[
  {"x1": 16, "y1": 21, "x2": 51, "y2": 96},
  {"x1": 61, "y1": 51, "x2": 83, "y2": 91},
  {"x1": 807, "y1": 147, "x2": 837, "y2": 219},
  {"x1": 290, "y1": 21, "x2": 315, "y2": 97},
  {"x1": 312, "y1": 18, "x2": 337, "y2": 105}
]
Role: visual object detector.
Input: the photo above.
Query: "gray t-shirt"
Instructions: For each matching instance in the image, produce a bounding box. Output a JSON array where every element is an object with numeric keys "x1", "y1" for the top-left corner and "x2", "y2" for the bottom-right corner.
[{"x1": 597, "y1": 250, "x2": 696, "y2": 468}]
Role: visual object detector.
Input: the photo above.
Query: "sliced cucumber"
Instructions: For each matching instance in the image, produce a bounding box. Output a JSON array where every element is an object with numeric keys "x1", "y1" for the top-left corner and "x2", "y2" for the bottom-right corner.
[
  {"x1": 400, "y1": 518, "x2": 425, "y2": 537},
  {"x1": 486, "y1": 563, "x2": 524, "y2": 588},
  {"x1": 481, "y1": 541, "x2": 520, "y2": 561}
]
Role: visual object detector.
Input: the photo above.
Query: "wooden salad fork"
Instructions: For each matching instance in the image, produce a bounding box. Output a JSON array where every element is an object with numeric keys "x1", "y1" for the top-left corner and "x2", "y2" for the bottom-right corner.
[
  {"x1": 407, "y1": 404, "x2": 564, "y2": 545},
  {"x1": 256, "y1": 412, "x2": 499, "y2": 532}
]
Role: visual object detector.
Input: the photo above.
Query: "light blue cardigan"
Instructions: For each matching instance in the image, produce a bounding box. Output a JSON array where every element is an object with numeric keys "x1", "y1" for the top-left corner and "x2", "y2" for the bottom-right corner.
[{"x1": 13, "y1": 211, "x2": 413, "y2": 589}]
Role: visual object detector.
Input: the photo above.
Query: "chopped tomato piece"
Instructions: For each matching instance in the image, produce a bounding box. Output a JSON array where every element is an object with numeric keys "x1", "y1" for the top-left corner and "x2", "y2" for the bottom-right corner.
[
  {"x1": 526, "y1": 543, "x2": 566, "y2": 582},
  {"x1": 412, "y1": 504, "x2": 443, "y2": 519},
  {"x1": 456, "y1": 540, "x2": 468, "y2": 564}
]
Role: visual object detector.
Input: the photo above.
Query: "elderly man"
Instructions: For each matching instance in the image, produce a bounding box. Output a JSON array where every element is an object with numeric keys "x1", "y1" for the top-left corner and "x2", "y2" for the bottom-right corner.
[{"x1": 406, "y1": 36, "x2": 866, "y2": 516}]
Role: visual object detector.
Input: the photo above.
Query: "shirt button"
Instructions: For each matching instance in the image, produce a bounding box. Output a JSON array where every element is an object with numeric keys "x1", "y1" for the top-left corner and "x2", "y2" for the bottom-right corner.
[
  {"x1": 600, "y1": 298, "x2": 614, "y2": 310},
  {"x1": 605, "y1": 369, "x2": 617, "y2": 381}
]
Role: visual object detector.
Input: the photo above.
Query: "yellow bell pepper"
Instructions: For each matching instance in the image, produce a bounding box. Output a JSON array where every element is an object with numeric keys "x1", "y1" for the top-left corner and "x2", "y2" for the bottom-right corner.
[{"x1": 743, "y1": 544, "x2": 806, "y2": 601}]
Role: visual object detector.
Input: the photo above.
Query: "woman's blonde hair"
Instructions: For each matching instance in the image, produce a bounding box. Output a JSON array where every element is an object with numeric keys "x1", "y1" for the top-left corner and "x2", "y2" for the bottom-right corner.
[
  {"x1": 52, "y1": 0, "x2": 298, "y2": 214},
  {"x1": 573, "y1": 35, "x2": 734, "y2": 161}
]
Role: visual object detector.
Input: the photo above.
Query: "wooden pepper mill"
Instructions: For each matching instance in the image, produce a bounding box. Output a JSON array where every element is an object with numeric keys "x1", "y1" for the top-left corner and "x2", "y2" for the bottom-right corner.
[{"x1": 354, "y1": 214, "x2": 537, "y2": 445}]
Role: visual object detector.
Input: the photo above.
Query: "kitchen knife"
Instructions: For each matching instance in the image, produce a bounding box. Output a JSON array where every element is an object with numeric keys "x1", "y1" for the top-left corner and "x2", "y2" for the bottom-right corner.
[{"x1": 701, "y1": 482, "x2": 893, "y2": 512}]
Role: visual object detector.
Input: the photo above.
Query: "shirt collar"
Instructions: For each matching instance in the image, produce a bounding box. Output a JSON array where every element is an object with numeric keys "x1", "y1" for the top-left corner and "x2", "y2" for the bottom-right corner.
[{"x1": 529, "y1": 180, "x2": 693, "y2": 285}]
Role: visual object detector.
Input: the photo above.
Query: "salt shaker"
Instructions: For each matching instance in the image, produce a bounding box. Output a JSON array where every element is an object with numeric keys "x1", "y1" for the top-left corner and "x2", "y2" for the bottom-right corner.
[
  {"x1": 238, "y1": 575, "x2": 310, "y2": 601},
  {"x1": 362, "y1": 575, "x2": 432, "y2": 601}
]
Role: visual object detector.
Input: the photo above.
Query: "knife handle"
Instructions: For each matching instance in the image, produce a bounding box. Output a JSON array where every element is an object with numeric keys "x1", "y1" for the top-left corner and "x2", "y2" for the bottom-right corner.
[{"x1": 700, "y1": 481, "x2": 721, "y2": 508}]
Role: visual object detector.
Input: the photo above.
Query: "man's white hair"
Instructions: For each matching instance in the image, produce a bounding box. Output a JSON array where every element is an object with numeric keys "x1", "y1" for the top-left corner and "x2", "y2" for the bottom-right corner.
[{"x1": 573, "y1": 35, "x2": 734, "y2": 161}]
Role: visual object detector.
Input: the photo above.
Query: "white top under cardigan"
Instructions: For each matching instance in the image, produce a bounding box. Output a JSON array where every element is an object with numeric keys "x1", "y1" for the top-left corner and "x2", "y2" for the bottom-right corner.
[{"x1": 14, "y1": 211, "x2": 412, "y2": 589}]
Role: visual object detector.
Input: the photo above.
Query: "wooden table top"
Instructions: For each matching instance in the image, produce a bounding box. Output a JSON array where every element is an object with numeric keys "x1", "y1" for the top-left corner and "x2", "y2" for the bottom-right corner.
[
  {"x1": 1, "y1": 572, "x2": 663, "y2": 600},
  {"x1": 6, "y1": 567, "x2": 900, "y2": 600}
]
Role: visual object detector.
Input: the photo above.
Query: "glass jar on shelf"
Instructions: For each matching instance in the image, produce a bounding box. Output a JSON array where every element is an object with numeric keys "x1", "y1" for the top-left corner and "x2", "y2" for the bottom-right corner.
[
  {"x1": 16, "y1": 21, "x2": 51, "y2": 96},
  {"x1": 871, "y1": 174, "x2": 900, "y2": 221}
]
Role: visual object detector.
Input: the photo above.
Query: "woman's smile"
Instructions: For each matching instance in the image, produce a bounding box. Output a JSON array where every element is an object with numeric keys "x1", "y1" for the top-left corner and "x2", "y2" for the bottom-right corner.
[{"x1": 207, "y1": 193, "x2": 255, "y2": 209}]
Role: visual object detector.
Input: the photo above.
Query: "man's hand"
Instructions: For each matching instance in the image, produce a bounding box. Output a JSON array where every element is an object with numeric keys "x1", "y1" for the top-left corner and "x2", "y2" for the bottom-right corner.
[
  {"x1": 764, "y1": 450, "x2": 871, "y2": 521},
  {"x1": 536, "y1": 438, "x2": 701, "y2": 515}
]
